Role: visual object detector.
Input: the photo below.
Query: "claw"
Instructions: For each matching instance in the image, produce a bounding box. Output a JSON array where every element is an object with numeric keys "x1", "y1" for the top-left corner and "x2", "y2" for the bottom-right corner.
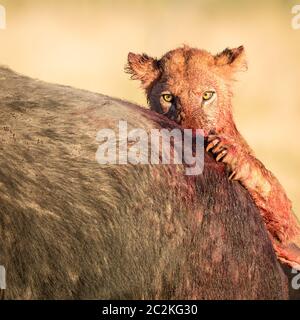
[
  {"x1": 212, "y1": 144, "x2": 224, "y2": 154},
  {"x1": 228, "y1": 170, "x2": 236, "y2": 180},
  {"x1": 216, "y1": 150, "x2": 227, "y2": 162},
  {"x1": 206, "y1": 139, "x2": 219, "y2": 152},
  {"x1": 207, "y1": 135, "x2": 215, "y2": 141}
]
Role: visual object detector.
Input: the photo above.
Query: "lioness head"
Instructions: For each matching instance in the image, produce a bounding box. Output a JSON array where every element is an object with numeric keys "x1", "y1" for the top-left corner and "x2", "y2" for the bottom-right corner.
[{"x1": 126, "y1": 45, "x2": 247, "y2": 134}]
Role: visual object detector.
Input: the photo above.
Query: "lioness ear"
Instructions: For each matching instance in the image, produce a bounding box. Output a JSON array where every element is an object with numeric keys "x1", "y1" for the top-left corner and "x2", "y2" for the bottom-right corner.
[
  {"x1": 125, "y1": 52, "x2": 161, "y2": 89},
  {"x1": 215, "y1": 46, "x2": 247, "y2": 72}
]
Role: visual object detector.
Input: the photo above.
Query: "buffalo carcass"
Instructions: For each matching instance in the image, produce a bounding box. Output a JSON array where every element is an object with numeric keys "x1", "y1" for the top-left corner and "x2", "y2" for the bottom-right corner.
[{"x1": 0, "y1": 67, "x2": 288, "y2": 299}]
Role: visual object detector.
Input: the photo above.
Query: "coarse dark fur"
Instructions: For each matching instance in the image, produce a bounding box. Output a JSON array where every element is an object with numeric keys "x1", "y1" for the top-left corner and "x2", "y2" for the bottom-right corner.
[{"x1": 0, "y1": 67, "x2": 289, "y2": 299}]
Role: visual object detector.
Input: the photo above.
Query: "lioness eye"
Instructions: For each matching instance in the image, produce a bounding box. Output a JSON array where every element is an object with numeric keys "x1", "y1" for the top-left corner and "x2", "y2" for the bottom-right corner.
[
  {"x1": 202, "y1": 91, "x2": 215, "y2": 101},
  {"x1": 162, "y1": 94, "x2": 174, "y2": 103}
]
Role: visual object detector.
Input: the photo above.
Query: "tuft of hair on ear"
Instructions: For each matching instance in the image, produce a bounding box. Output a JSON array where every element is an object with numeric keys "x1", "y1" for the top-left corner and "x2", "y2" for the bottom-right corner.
[
  {"x1": 125, "y1": 52, "x2": 161, "y2": 89},
  {"x1": 214, "y1": 46, "x2": 248, "y2": 73}
]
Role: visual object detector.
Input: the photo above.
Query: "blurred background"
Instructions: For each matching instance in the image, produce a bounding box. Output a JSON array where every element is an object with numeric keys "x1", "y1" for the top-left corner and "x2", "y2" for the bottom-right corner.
[{"x1": 0, "y1": 0, "x2": 299, "y2": 217}]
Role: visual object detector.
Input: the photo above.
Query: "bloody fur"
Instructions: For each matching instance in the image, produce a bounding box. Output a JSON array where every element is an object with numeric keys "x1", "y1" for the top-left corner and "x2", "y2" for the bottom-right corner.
[{"x1": 126, "y1": 45, "x2": 300, "y2": 269}]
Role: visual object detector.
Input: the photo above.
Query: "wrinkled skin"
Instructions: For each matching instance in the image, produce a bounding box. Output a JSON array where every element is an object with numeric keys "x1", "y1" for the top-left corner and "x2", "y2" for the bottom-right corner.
[{"x1": 126, "y1": 45, "x2": 300, "y2": 269}]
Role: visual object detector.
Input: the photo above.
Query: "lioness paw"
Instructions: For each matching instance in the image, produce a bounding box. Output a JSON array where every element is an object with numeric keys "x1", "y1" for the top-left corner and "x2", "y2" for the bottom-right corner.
[{"x1": 206, "y1": 134, "x2": 241, "y2": 179}]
